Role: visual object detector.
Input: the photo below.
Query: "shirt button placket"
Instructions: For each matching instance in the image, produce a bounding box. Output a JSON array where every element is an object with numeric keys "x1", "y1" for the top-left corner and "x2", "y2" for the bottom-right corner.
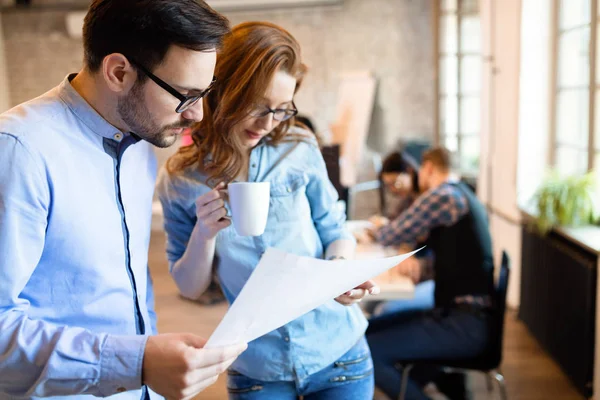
[{"x1": 250, "y1": 154, "x2": 258, "y2": 181}]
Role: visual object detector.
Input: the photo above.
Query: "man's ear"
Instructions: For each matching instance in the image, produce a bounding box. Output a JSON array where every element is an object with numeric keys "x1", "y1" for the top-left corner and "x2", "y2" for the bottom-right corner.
[{"x1": 102, "y1": 53, "x2": 138, "y2": 94}]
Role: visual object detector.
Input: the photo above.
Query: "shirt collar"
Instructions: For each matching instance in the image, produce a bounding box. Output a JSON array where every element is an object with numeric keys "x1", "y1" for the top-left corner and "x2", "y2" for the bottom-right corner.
[{"x1": 58, "y1": 73, "x2": 138, "y2": 144}]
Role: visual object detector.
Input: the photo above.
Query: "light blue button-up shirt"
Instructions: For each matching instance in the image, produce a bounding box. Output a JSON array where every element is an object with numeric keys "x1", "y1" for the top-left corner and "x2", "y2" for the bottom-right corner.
[
  {"x1": 0, "y1": 75, "x2": 160, "y2": 400},
  {"x1": 156, "y1": 135, "x2": 368, "y2": 383}
]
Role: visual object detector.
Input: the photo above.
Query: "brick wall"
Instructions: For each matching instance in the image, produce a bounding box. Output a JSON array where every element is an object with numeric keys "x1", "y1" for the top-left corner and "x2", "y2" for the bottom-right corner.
[{"x1": 0, "y1": 0, "x2": 435, "y2": 218}]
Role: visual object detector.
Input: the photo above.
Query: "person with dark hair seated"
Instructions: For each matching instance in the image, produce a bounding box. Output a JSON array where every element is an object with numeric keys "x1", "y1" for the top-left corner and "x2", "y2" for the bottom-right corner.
[
  {"x1": 368, "y1": 150, "x2": 436, "y2": 317},
  {"x1": 367, "y1": 147, "x2": 494, "y2": 400},
  {"x1": 295, "y1": 114, "x2": 316, "y2": 133},
  {"x1": 378, "y1": 150, "x2": 420, "y2": 220}
]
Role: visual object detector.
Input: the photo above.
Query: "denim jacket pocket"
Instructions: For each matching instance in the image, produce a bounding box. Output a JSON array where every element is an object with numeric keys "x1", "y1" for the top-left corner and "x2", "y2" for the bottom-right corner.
[
  {"x1": 329, "y1": 337, "x2": 374, "y2": 383},
  {"x1": 270, "y1": 173, "x2": 310, "y2": 222}
]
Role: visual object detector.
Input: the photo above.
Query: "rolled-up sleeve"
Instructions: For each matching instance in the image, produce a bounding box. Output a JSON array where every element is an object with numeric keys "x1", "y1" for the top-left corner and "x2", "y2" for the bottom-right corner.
[{"x1": 375, "y1": 185, "x2": 469, "y2": 247}]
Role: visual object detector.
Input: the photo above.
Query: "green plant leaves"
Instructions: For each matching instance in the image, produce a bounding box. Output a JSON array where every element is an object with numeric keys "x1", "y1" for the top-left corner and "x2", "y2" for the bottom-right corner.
[{"x1": 531, "y1": 170, "x2": 598, "y2": 234}]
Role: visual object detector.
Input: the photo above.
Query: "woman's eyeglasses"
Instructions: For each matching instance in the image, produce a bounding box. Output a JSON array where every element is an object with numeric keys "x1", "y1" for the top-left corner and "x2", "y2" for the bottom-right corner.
[{"x1": 249, "y1": 102, "x2": 298, "y2": 122}]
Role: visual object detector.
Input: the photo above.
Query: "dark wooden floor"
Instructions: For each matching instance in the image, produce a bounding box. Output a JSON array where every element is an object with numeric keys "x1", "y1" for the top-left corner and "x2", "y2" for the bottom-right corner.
[{"x1": 149, "y1": 231, "x2": 583, "y2": 399}]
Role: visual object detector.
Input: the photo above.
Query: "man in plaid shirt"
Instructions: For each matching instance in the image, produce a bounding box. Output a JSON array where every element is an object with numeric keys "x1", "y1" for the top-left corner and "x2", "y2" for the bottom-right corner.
[{"x1": 367, "y1": 147, "x2": 494, "y2": 400}]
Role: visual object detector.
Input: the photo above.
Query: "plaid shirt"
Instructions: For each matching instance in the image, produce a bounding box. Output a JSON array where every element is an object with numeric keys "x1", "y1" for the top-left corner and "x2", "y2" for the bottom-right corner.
[
  {"x1": 375, "y1": 182, "x2": 469, "y2": 248},
  {"x1": 375, "y1": 182, "x2": 492, "y2": 307}
]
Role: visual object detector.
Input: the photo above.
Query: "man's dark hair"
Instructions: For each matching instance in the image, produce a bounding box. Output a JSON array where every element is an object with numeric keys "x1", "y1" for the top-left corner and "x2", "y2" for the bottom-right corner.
[{"x1": 83, "y1": 0, "x2": 230, "y2": 76}]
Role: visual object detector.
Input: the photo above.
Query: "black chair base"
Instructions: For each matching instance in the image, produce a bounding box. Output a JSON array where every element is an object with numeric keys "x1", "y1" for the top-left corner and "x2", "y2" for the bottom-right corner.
[{"x1": 395, "y1": 251, "x2": 511, "y2": 400}]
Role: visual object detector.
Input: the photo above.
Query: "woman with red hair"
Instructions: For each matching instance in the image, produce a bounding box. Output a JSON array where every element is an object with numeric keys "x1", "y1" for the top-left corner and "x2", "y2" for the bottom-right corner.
[{"x1": 156, "y1": 22, "x2": 375, "y2": 399}]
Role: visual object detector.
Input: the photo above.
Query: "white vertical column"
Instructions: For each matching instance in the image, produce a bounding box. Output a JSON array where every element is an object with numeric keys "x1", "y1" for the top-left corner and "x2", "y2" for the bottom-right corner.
[
  {"x1": 477, "y1": 0, "x2": 493, "y2": 206},
  {"x1": 489, "y1": 0, "x2": 521, "y2": 223},
  {"x1": 479, "y1": 0, "x2": 523, "y2": 308}
]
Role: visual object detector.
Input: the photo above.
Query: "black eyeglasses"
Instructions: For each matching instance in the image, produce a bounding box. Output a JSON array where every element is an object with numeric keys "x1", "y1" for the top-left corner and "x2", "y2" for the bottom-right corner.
[
  {"x1": 129, "y1": 58, "x2": 216, "y2": 113},
  {"x1": 249, "y1": 101, "x2": 298, "y2": 122}
]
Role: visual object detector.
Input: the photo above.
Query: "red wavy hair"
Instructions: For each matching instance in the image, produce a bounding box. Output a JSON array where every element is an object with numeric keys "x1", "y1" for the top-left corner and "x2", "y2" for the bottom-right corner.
[{"x1": 166, "y1": 21, "x2": 307, "y2": 185}]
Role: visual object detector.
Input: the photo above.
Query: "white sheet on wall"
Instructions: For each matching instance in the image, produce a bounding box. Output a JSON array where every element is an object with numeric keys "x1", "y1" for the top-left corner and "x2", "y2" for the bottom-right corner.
[{"x1": 330, "y1": 71, "x2": 377, "y2": 187}]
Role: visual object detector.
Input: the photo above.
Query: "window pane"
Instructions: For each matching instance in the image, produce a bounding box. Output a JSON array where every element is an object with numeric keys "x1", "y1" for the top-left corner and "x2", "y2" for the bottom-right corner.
[
  {"x1": 460, "y1": 15, "x2": 481, "y2": 53},
  {"x1": 559, "y1": 0, "x2": 590, "y2": 30},
  {"x1": 460, "y1": 136, "x2": 480, "y2": 173},
  {"x1": 440, "y1": 56, "x2": 458, "y2": 95},
  {"x1": 440, "y1": 96, "x2": 458, "y2": 135},
  {"x1": 460, "y1": 0, "x2": 479, "y2": 14},
  {"x1": 594, "y1": 153, "x2": 600, "y2": 192},
  {"x1": 460, "y1": 96, "x2": 480, "y2": 133},
  {"x1": 594, "y1": 90, "x2": 600, "y2": 151},
  {"x1": 443, "y1": 135, "x2": 458, "y2": 152},
  {"x1": 440, "y1": 15, "x2": 458, "y2": 53},
  {"x1": 555, "y1": 146, "x2": 588, "y2": 175},
  {"x1": 558, "y1": 27, "x2": 590, "y2": 87},
  {"x1": 595, "y1": 22, "x2": 600, "y2": 84},
  {"x1": 556, "y1": 89, "x2": 589, "y2": 148},
  {"x1": 460, "y1": 56, "x2": 481, "y2": 94},
  {"x1": 441, "y1": 0, "x2": 457, "y2": 13}
]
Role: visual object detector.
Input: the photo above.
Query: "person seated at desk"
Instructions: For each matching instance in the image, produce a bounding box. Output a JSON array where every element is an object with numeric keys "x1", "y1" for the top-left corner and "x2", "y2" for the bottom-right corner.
[
  {"x1": 368, "y1": 150, "x2": 435, "y2": 316},
  {"x1": 377, "y1": 150, "x2": 420, "y2": 221},
  {"x1": 366, "y1": 147, "x2": 494, "y2": 400}
]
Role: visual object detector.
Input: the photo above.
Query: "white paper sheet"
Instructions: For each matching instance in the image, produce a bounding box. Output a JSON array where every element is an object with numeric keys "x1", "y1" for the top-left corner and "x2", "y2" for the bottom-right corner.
[{"x1": 205, "y1": 247, "x2": 422, "y2": 348}]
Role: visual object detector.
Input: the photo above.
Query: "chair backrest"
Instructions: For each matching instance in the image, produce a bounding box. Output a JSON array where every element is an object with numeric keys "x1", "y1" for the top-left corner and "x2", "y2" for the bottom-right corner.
[
  {"x1": 321, "y1": 144, "x2": 349, "y2": 207},
  {"x1": 489, "y1": 250, "x2": 510, "y2": 367},
  {"x1": 392, "y1": 250, "x2": 511, "y2": 371}
]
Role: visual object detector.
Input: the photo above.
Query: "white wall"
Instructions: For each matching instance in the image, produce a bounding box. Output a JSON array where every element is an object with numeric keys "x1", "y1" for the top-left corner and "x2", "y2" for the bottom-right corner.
[
  {"x1": 0, "y1": 16, "x2": 10, "y2": 113},
  {"x1": 479, "y1": 0, "x2": 523, "y2": 308}
]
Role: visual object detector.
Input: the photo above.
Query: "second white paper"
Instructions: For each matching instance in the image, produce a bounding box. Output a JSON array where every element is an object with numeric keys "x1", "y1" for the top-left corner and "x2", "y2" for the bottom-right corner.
[{"x1": 205, "y1": 247, "x2": 422, "y2": 348}]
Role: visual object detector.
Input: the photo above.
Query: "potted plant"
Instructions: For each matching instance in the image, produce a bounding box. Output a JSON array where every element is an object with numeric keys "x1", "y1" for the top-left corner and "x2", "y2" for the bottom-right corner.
[{"x1": 530, "y1": 170, "x2": 598, "y2": 234}]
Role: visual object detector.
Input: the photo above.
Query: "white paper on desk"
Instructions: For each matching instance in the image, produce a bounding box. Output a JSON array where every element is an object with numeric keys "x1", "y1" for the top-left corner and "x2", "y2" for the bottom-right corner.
[{"x1": 205, "y1": 247, "x2": 422, "y2": 348}]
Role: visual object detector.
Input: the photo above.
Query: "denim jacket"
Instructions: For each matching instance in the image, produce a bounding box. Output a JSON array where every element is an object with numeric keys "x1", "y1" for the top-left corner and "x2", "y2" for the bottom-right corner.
[{"x1": 156, "y1": 134, "x2": 367, "y2": 382}]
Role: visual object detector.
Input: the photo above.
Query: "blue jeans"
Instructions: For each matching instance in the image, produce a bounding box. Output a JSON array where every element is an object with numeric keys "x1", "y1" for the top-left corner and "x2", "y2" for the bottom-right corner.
[
  {"x1": 373, "y1": 280, "x2": 435, "y2": 316},
  {"x1": 226, "y1": 337, "x2": 374, "y2": 399},
  {"x1": 367, "y1": 309, "x2": 490, "y2": 400}
]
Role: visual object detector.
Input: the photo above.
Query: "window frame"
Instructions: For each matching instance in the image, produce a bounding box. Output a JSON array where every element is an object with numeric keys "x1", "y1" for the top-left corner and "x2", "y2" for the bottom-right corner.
[
  {"x1": 435, "y1": 0, "x2": 482, "y2": 177},
  {"x1": 550, "y1": 0, "x2": 598, "y2": 175}
]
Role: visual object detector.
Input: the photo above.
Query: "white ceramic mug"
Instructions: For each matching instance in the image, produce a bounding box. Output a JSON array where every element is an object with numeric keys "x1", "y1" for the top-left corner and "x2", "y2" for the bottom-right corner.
[{"x1": 227, "y1": 182, "x2": 270, "y2": 236}]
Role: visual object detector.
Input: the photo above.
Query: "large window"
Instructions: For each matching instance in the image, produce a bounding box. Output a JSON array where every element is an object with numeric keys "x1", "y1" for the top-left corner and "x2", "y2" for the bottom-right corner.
[
  {"x1": 552, "y1": 0, "x2": 599, "y2": 176},
  {"x1": 436, "y1": 0, "x2": 481, "y2": 176}
]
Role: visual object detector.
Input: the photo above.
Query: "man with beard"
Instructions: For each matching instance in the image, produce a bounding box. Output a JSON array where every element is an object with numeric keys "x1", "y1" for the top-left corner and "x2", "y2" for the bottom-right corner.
[{"x1": 0, "y1": 1, "x2": 246, "y2": 400}]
